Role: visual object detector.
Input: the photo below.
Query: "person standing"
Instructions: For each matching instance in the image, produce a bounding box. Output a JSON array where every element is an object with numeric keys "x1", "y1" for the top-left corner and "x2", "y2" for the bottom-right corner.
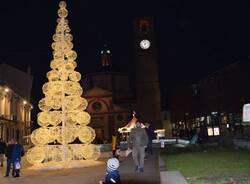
[
  {"x1": 111, "y1": 132, "x2": 117, "y2": 158},
  {"x1": 12, "y1": 140, "x2": 24, "y2": 177},
  {"x1": 145, "y1": 123, "x2": 155, "y2": 155},
  {"x1": 4, "y1": 139, "x2": 14, "y2": 177},
  {"x1": 0, "y1": 138, "x2": 6, "y2": 167},
  {"x1": 128, "y1": 121, "x2": 148, "y2": 172}
]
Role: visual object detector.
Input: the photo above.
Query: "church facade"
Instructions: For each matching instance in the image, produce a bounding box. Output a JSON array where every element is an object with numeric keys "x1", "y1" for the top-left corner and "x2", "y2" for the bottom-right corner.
[{"x1": 83, "y1": 87, "x2": 131, "y2": 142}]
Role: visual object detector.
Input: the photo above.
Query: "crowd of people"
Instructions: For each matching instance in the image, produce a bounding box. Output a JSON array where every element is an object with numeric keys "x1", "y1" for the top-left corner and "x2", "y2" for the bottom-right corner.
[{"x1": 0, "y1": 138, "x2": 24, "y2": 177}]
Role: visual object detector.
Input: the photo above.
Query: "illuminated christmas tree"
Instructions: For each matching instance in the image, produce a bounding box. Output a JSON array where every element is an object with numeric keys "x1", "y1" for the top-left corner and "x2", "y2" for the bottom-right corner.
[{"x1": 27, "y1": 1, "x2": 100, "y2": 166}]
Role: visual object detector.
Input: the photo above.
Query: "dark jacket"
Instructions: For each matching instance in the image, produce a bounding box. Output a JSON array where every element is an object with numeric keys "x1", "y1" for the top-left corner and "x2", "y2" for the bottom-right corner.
[
  {"x1": 145, "y1": 127, "x2": 155, "y2": 141},
  {"x1": 128, "y1": 127, "x2": 148, "y2": 147},
  {"x1": 5, "y1": 144, "x2": 14, "y2": 159},
  {"x1": 12, "y1": 144, "x2": 24, "y2": 162},
  {"x1": 0, "y1": 141, "x2": 6, "y2": 154},
  {"x1": 104, "y1": 170, "x2": 121, "y2": 184}
]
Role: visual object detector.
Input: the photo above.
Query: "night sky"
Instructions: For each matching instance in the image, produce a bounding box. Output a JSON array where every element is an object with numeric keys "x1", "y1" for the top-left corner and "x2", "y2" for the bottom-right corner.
[{"x1": 1, "y1": 0, "x2": 250, "y2": 113}]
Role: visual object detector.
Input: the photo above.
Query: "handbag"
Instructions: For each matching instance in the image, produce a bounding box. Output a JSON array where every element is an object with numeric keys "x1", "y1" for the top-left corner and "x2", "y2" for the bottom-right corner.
[{"x1": 15, "y1": 161, "x2": 21, "y2": 169}]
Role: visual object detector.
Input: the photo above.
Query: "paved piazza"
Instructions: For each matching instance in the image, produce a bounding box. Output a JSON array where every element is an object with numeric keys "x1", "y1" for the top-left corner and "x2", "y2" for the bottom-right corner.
[{"x1": 0, "y1": 158, "x2": 106, "y2": 184}]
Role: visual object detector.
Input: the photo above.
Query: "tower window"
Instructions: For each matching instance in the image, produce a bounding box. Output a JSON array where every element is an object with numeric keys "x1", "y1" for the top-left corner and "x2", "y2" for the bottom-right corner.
[
  {"x1": 139, "y1": 20, "x2": 150, "y2": 33},
  {"x1": 100, "y1": 45, "x2": 112, "y2": 68}
]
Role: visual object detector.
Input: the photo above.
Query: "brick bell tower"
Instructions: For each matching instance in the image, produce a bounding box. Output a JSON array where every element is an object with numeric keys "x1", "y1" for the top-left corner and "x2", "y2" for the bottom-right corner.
[{"x1": 134, "y1": 17, "x2": 162, "y2": 128}]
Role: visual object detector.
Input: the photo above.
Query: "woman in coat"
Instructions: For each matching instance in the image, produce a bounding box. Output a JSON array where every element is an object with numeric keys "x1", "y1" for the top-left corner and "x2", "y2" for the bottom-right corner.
[{"x1": 12, "y1": 141, "x2": 24, "y2": 177}]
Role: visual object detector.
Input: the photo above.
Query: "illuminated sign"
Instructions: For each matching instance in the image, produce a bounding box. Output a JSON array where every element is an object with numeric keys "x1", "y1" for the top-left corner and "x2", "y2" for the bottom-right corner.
[
  {"x1": 243, "y1": 104, "x2": 250, "y2": 122},
  {"x1": 207, "y1": 127, "x2": 213, "y2": 136},
  {"x1": 207, "y1": 127, "x2": 220, "y2": 136},
  {"x1": 213, "y1": 127, "x2": 220, "y2": 136}
]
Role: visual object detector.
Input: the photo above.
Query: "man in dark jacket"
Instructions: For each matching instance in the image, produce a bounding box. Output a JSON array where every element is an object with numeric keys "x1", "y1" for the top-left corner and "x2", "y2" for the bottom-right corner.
[
  {"x1": 145, "y1": 123, "x2": 155, "y2": 155},
  {"x1": 128, "y1": 121, "x2": 148, "y2": 172},
  {"x1": 0, "y1": 138, "x2": 6, "y2": 167},
  {"x1": 4, "y1": 139, "x2": 14, "y2": 177}
]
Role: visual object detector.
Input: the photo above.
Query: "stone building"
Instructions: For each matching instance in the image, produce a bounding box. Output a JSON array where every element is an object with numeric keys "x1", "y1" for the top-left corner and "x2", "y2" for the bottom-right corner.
[
  {"x1": 0, "y1": 64, "x2": 33, "y2": 143},
  {"x1": 171, "y1": 60, "x2": 250, "y2": 138},
  {"x1": 134, "y1": 17, "x2": 162, "y2": 129},
  {"x1": 83, "y1": 87, "x2": 131, "y2": 142},
  {"x1": 81, "y1": 17, "x2": 164, "y2": 140},
  {"x1": 82, "y1": 45, "x2": 135, "y2": 141}
]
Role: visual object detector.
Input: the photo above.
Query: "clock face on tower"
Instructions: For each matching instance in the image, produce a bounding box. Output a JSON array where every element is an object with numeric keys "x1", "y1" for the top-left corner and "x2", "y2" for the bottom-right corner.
[{"x1": 140, "y1": 39, "x2": 150, "y2": 50}]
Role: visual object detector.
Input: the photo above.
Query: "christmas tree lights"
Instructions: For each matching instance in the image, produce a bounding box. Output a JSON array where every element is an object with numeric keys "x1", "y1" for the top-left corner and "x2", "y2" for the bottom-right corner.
[{"x1": 27, "y1": 1, "x2": 100, "y2": 166}]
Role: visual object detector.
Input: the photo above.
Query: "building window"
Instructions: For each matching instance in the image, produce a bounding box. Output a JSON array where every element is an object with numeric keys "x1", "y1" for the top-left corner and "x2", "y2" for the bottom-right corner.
[
  {"x1": 139, "y1": 20, "x2": 150, "y2": 33},
  {"x1": 92, "y1": 102, "x2": 102, "y2": 112}
]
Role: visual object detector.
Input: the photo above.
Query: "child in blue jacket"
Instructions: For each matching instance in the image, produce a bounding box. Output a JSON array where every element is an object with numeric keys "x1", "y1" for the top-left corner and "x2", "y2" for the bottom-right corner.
[
  {"x1": 12, "y1": 141, "x2": 24, "y2": 177},
  {"x1": 99, "y1": 157, "x2": 121, "y2": 184}
]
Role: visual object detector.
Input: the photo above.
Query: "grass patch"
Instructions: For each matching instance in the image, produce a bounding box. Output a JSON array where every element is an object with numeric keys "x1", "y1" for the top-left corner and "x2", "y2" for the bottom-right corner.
[{"x1": 161, "y1": 145, "x2": 250, "y2": 184}]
